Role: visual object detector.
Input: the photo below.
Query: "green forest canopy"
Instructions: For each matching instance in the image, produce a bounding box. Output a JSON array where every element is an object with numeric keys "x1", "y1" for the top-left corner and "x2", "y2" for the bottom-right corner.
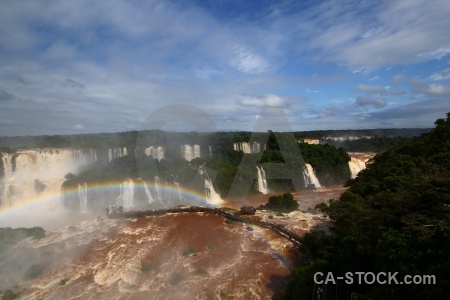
[{"x1": 284, "y1": 112, "x2": 450, "y2": 300}]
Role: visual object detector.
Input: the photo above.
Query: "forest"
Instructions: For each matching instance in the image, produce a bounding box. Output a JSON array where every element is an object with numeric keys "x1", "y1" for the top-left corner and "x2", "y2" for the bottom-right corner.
[{"x1": 284, "y1": 113, "x2": 450, "y2": 299}]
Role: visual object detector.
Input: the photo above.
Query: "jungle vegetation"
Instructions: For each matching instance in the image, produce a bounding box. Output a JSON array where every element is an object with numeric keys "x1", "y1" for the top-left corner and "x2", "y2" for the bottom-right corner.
[{"x1": 284, "y1": 113, "x2": 450, "y2": 300}]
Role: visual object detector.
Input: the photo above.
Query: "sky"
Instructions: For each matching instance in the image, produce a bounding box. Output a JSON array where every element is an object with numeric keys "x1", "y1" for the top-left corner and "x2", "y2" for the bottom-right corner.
[{"x1": 0, "y1": 0, "x2": 450, "y2": 136}]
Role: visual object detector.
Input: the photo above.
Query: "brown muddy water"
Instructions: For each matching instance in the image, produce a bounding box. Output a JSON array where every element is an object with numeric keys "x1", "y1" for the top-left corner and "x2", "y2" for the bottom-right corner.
[
  {"x1": 2, "y1": 213, "x2": 298, "y2": 299},
  {"x1": 1, "y1": 186, "x2": 346, "y2": 299}
]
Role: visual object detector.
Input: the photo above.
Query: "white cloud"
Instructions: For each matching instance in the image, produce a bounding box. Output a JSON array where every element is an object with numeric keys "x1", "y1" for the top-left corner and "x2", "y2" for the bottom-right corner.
[
  {"x1": 355, "y1": 96, "x2": 387, "y2": 108},
  {"x1": 413, "y1": 80, "x2": 450, "y2": 96},
  {"x1": 231, "y1": 46, "x2": 269, "y2": 74},
  {"x1": 288, "y1": 0, "x2": 450, "y2": 69},
  {"x1": 353, "y1": 68, "x2": 371, "y2": 74},
  {"x1": 369, "y1": 76, "x2": 380, "y2": 81},
  {"x1": 73, "y1": 124, "x2": 84, "y2": 130},
  {"x1": 418, "y1": 46, "x2": 450, "y2": 60},
  {"x1": 355, "y1": 84, "x2": 387, "y2": 94},
  {"x1": 0, "y1": 0, "x2": 447, "y2": 135},
  {"x1": 430, "y1": 68, "x2": 450, "y2": 81},
  {"x1": 392, "y1": 74, "x2": 405, "y2": 84},
  {"x1": 238, "y1": 94, "x2": 285, "y2": 107},
  {"x1": 391, "y1": 89, "x2": 406, "y2": 95}
]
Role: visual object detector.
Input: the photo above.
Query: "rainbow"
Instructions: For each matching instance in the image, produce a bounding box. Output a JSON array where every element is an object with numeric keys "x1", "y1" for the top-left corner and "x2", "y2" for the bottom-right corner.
[
  {"x1": 0, "y1": 179, "x2": 223, "y2": 217},
  {"x1": 0, "y1": 180, "x2": 292, "y2": 265}
]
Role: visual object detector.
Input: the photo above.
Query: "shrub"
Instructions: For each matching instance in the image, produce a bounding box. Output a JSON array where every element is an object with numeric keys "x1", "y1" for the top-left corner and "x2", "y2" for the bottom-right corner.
[
  {"x1": 169, "y1": 272, "x2": 183, "y2": 285},
  {"x1": 58, "y1": 278, "x2": 69, "y2": 285},
  {"x1": 140, "y1": 262, "x2": 157, "y2": 273},
  {"x1": 183, "y1": 247, "x2": 197, "y2": 256}
]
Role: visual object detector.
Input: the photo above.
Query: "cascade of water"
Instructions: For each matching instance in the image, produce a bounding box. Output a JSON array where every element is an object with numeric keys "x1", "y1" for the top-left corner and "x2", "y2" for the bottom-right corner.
[
  {"x1": 116, "y1": 183, "x2": 123, "y2": 205},
  {"x1": 174, "y1": 181, "x2": 183, "y2": 201},
  {"x1": 252, "y1": 142, "x2": 261, "y2": 154},
  {"x1": 348, "y1": 157, "x2": 368, "y2": 179},
  {"x1": 154, "y1": 176, "x2": 162, "y2": 202},
  {"x1": 303, "y1": 164, "x2": 322, "y2": 189},
  {"x1": 204, "y1": 178, "x2": 222, "y2": 205},
  {"x1": 233, "y1": 142, "x2": 260, "y2": 154},
  {"x1": 209, "y1": 145, "x2": 212, "y2": 157},
  {"x1": 181, "y1": 145, "x2": 200, "y2": 161},
  {"x1": 181, "y1": 145, "x2": 193, "y2": 161},
  {"x1": 155, "y1": 147, "x2": 164, "y2": 161},
  {"x1": 256, "y1": 166, "x2": 269, "y2": 194},
  {"x1": 109, "y1": 148, "x2": 127, "y2": 162},
  {"x1": 1, "y1": 153, "x2": 13, "y2": 179},
  {"x1": 201, "y1": 167, "x2": 223, "y2": 205},
  {"x1": 145, "y1": 146, "x2": 165, "y2": 160},
  {"x1": 193, "y1": 145, "x2": 201, "y2": 159},
  {"x1": 78, "y1": 182, "x2": 88, "y2": 213},
  {"x1": 121, "y1": 179, "x2": 134, "y2": 208},
  {"x1": 145, "y1": 146, "x2": 153, "y2": 156},
  {"x1": 0, "y1": 149, "x2": 97, "y2": 210},
  {"x1": 143, "y1": 181, "x2": 155, "y2": 204}
]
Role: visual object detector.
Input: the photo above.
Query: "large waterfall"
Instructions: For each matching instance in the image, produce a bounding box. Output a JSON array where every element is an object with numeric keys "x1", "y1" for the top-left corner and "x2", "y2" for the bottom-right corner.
[
  {"x1": 174, "y1": 182, "x2": 183, "y2": 201},
  {"x1": 117, "y1": 179, "x2": 134, "y2": 208},
  {"x1": 154, "y1": 176, "x2": 162, "y2": 203},
  {"x1": 0, "y1": 149, "x2": 97, "y2": 209},
  {"x1": 233, "y1": 142, "x2": 261, "y2": 154},
  {"x1": 348, "y1": 156, "x2": 371, "y2": 179},
  {"x1": 144, "y1": 146, "x2": 165, "y2": 161},
  {"x1": 303, "y1": 163, "x2": 322, "y2": 189},
  {"x1": 108, "y1": 147, "x2": 127, "y2": 162},
  {"x1": 181, "y1": 144, "x2": 201, "y2": 161},
  {"x1": 78, "y1": 183, "x2": 88, "y2": 213},
  {"x1": 181, "y1": 145, "x2": 193, "y2": 161},
  {"x1": 256, "y1": 166, "x2": 269, "y2": 194},
  {"x1": 143, "y1": 180, "x2": 155, "y2": 204},
  {"x1": 200, "y1": 167, "x2": 223, "y2": 205}
]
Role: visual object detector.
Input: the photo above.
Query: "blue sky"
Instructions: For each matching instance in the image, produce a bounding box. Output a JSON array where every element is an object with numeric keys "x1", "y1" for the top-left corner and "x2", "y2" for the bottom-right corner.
[{"x1": 0, "y1": 0, "x2": 449, "y2": 136}]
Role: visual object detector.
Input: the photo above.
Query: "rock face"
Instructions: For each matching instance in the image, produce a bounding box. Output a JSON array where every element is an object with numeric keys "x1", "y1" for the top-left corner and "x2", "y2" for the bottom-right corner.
[{"x1": 3, "y1": 213, "x2": 296, "y2": 299}]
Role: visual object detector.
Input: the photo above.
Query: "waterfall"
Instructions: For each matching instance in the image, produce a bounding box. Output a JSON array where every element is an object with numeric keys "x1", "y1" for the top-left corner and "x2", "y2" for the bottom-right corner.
[
  {"x1": 143, "y1": 181, "x2": 155, "y2": 204},
  {"x1": 1, "y1": 153, "x2": 14, "y2": 179},
  {"x1": 145, "y1": 146, "x2": 153, "y2": 156},
  {"x1": 208, "y1": 145, "x2": 212, "y2": 157},
  {"x1": 181, "y1": 145, "x2": 193, "y2": 161},
  {"x1": 116, "y1": 183, "x2": 122, "y2": 205},
  {"x1": 155, "y1": 147, "x2": 164, "y2": 161},
  {"x1": 174, "y1": 181, "x2": 183, "y2": 201},
  {"x1": 303, "y1": 164, "x2": 322, "y2": 189},
  {"x1": 154, "y1": 176, "x2": 162, "y2": 202},
  {"x1": 348, "y1": 156, "x2": 369, "y2": 179},
  {"x1": 204, "y1": 178, "x2": 222, "y2": 205},
  {"x1": 181, "y1": 144, "x2": 200, "y2": 161},
  {"x1": 233, "y1": 142, "x2": 260, "y2": 154},
  {"x1": 120, "y1": 179, "x2": 134, "y2": 208},
  {"x1": 252, "y1": 142, "x2": 261, "y2": 154},
  {"x1": 193, "y1": 144, "x2": 201, "y2": 159},
  {"x1": 256, "y1": 166, "x2": 269, "y2": 194},
  {"x1": 108, "y1": 147, "x2": 127, "y2": 162},
  {"x1": 78, "y1": 182, "x2": 88, "y2": 213},
  {"x1": 201, "y1": 168, "x2": 223, "y2": 205},
  {"x1": 0, "y1": 149, "x2": 97, "y2": 210}
]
